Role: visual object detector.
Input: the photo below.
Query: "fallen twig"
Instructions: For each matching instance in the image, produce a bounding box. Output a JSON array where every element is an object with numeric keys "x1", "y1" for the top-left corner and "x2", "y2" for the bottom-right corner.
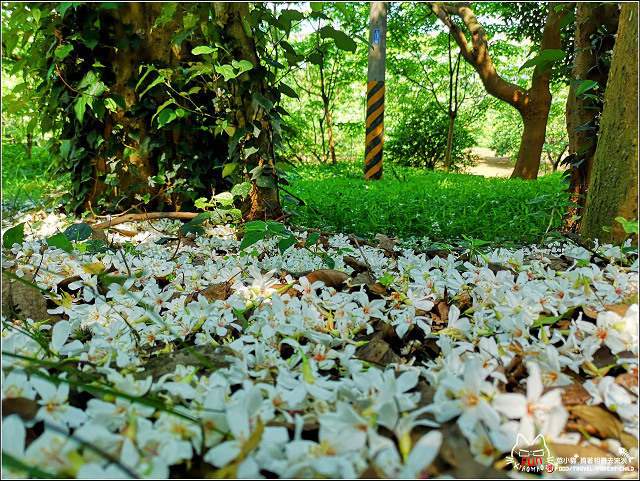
[{"x1": 92, "y1": 212, "x2": 199, "y2": 230}]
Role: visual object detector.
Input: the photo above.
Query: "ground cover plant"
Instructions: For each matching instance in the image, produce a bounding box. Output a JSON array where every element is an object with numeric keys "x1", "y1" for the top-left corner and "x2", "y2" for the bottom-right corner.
[
  {"x1": 1, "y1": 209, "x2": 638, "y2": 478},
  {"x1": 0, "y1": 143, "x2": 69, "y2": 214},
  {"x1": 285, "y1": 161, "x2": 569, "y2": 244}
]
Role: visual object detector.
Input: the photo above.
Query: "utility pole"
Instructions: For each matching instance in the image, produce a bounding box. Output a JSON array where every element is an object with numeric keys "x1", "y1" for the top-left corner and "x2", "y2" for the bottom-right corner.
[{"x1": 365, "y1": 2, "x2": 387, "y2": 180}]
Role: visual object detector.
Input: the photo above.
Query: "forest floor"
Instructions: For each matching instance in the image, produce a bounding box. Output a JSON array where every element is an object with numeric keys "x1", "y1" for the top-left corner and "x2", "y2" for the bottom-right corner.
[{"x1": 467, "y1": 147, "x2": 565, "y2": 178}]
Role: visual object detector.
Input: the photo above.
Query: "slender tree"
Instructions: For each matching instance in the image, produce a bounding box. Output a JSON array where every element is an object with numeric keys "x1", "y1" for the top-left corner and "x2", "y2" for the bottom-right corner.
[{"x1": 426, "y1": 1, "x2": 571, "y2": 179}]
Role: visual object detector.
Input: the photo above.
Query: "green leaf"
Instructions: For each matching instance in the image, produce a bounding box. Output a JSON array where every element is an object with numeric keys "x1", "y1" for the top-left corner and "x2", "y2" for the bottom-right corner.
[
  {"x1": 55, "y1": 44, "x2": 74, "y2": 59},
  {"x1": 277, "y1": 82, "x2": 299, "y2": 99},
  {"x1": 213, "y1": 192, "x2": 234, "y2": 206},
  {"x1": 3, "y1": 223, "x2": 25, "y2": 249},
  {"x1": 157, "y1": 109, "x2": 177, "y2": 127},
  {"x1": 244, "y1": 146, "x2": 259, "y2": 158},
  {"x1": 240, "y1": 230, "x2": 268, "y2": 250},
  {"x1": 151, "y1": 99, "x2": 177, "y2": 124},
  {"x1": 576, "y1": 79, "x2": 598, "y2": 97},
  {"x1": 139, "y1": 75, "x2": 165, "y2": 98},
  {"x1": 267, "y1": 222, "x2": 286, "y2": 234},
  {"x1": 27, "y1": 117, "x2": 38, "y2": 135},
  {"x1": 255, "y1": 175, "x2": 276, "y2": 189},
  {"x1": 307, "y1": 52, "x2": 324, "y2": 66},
  {"x1": 74, "y1": 97, "x2": 87, "y2": 123},
  {"x1": 306, "y1": 232, "x2": 320, "y2": 246},
  {"x1": 615, "y1": 217, "x2": 639, "y2": 235},
  {"x1": 243, "y1": 221, "x2": 267, "y2": 231},
  {"x1": 47, "y1": 233, "x2": 73, "y2": 253},
  {"x1": 231, "y1": 182, "x2": 252, "y2": 198},
  {"x1": 136, "y1": 65, "x2": 156, "y2": 90},
  {"x1": 222, "y1": 163, "x2": 238, "y2": 178},
  {"x1": 310, "y1": 2, "x2": 323, "y2": 12},
  {"x1": 519, "y1": 57, "x2": 543, "y2": 71},
  {"x1": 182, "y1": 222, "x2": 205, "y2": 237},
  {"x1": 64, "y1": 223, "x2": 92, "y2": 242},
  {"x1": 538, "y1": 49, "x2": 565, "y2": 61},
  {"x1": 253, "y1": 94, "x2": 274, "y2": 112},
  {"x1": 232, "y1": 59, "x2": 253, "y2": 73},
  {"x1": 278, "y1": 235, "x2": 296, "y2": 254},
  {"x1": 192, "y1": 46, "x2": 216, "y2": 55},
  {"x1": 215, "y1": 64, "x2": 237, "y2": 82},
  {"x1": 319, "y1": 26, "x2": 357, "y2": 52}
]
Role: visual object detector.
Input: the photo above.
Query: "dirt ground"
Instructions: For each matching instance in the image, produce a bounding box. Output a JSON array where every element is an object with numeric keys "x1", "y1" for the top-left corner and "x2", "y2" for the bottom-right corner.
[{"x1": 466, "y1": 147, "x2": 564, "y2": 178}]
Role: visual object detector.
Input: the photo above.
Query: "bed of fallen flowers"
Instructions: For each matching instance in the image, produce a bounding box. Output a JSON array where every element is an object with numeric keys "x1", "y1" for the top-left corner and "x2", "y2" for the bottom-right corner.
[{"x1": 1, "y1": 209, "x2": 638, "y2": 479}]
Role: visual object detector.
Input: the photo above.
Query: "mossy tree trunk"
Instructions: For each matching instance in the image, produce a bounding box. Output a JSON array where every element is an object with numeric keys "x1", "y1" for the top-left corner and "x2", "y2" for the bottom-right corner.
[
  {"x1": 580, "y1": 2, "x2": 638, "y2": 246},
  {"x1": 83, "y1": 3, "x2": 186, "y2": 212},
  {"x1": 213, "y1": 2, "x2": 282, "y2": 221},
  {"x1": 564, "y1": 3, "x2": 620, "y2": 234}
]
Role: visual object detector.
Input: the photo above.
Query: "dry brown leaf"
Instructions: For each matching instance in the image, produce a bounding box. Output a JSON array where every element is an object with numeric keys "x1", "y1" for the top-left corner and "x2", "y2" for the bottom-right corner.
[
  {"x1": 367, "y1": 282, "x2": 388, "y2": 296},
  {"x1": 349, "y1": 271, "x2": 376, "y2": 287},
  {"x1": 2, "y1": 397, "x2": 39, "y2": 421},
  {"x1": 343, "y1": 256, "x2": 369, "y2": 273},
  {"x1": 375, "y1": 234, "x2": 399, "y2": 252},
  {"x1": 570, "y1": 405, "x2": 637, "y2": 449},
  {"x1": 136, "y1": 344, "x2": 236, "y2": 381},
  {"x1": 2, "y1": 274, "x2": 51, "y2": 324},
  {"x1": 561, "y1": 382, "x2": 592, "y2": 406},
  {"x1": 435, "y1": 301, "x2": 450, "y2": 324},
  {"x1": 82, "y1": 261, "x2": 107, "y2": 275},
  {"x1": 356, "y1": 335, "x2": 401, "y2": 366},
  {"x1": 604, "y1": 304, "x2": 631, "y2": 317},
  {"x1": 582, "y1": 306, "x2": 599, "y2": 319},
  {"x1": 198, "y1": 282, "x2": 232, "y2": 302},
  {"x1": 90, "y1": 227, "x2": 109, "y2": 243},
  {"x1": 358, "y1": 464, "x2": 385, "y2": 479},
  {"x1": 303, "y1": 269, "x2": 349, "y2": 289},
  {"x1": 615, "y1": 372, "x2": 639, "y2": 394},
  {"x1": 548, "y1": 442, "x2": 612, "y2": 460}
]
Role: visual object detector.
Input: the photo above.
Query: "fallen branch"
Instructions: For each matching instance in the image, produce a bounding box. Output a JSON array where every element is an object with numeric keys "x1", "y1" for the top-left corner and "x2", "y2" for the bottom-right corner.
[{"x1": 91, "y1": 212, "x2": 199, "y2": 230}]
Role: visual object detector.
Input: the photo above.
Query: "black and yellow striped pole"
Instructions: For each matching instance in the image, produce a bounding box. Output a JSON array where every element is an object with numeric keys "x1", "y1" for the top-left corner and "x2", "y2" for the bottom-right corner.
[{"x1": 365, "y1": 2, "x2": 387, "y2": 180}]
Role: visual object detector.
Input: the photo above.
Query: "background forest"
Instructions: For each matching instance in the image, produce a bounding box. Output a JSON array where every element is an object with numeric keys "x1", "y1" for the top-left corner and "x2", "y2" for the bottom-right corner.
[{"x1": 1, "y1": 2, "x2": 638, "y2": 480}]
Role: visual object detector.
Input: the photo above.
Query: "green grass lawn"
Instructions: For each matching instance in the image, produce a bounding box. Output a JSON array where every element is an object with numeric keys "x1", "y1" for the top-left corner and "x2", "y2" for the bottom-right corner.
[
  {"x1": 284, "y1": 161, "x2": 570, "y2": 246},
  {"x1": 1, "y1": 143, "x2": 570, "y2": 248},
  {"x1": 1, "y1": 142, "x2": 68, "y2": 213}
]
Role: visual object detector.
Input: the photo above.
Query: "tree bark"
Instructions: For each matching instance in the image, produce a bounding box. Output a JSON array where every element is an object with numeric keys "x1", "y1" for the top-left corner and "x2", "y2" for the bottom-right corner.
[
  {"x1": 319, "y1": 64, "x2": 338, "y2": 165},
  {"x1": 443, "y1": 112, "x2": 455, "y2": 173},
  {"x1": 564, "y1": 3, "x2": 620, "y2": 233},
  {"x1": 580, "y1": 2, "x2": 638, "y2": 247},
  {"x1": 426, "y1": 2, "x2": 570, "y2": 180},
  {"x1": 214, "y1": 2, "x2": 282, "y2": 221},
  {"x1": 84, "y1": 3, "x2": 183, "y2": 212}
]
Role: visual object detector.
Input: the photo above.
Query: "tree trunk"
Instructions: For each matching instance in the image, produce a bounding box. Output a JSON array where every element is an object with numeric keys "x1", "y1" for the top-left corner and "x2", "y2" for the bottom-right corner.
[
  {"x1": 214, "y1": 2, "x2": 281, "y2": 221},
  {"x1": 83, "y1": 3, "x2": 183, "y2": 212},
  {"x1": 25, "y1": 133, "x2": 32, "y2": 159},
  {"x1": 564, "y1": 3, "x2": 620, "y2": 233},
  {"x1": 511, "y1": 107, "x2": 551, "y2": 179},
  {"x1": 426, "y1": 2, "x2": 570, "y2": 180},
  {"x1": 318, "y1": 116, "x2": 327, "y2": 163},
  {"x1": 443, "y1": 112, "x2": 455, "y2": 173},
  {"x1": 319, "y1": 60, "x2": 337, "y2": 165},
  {"x1": 580, "y1": 2, "x2": 638, "y2": 247}
]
